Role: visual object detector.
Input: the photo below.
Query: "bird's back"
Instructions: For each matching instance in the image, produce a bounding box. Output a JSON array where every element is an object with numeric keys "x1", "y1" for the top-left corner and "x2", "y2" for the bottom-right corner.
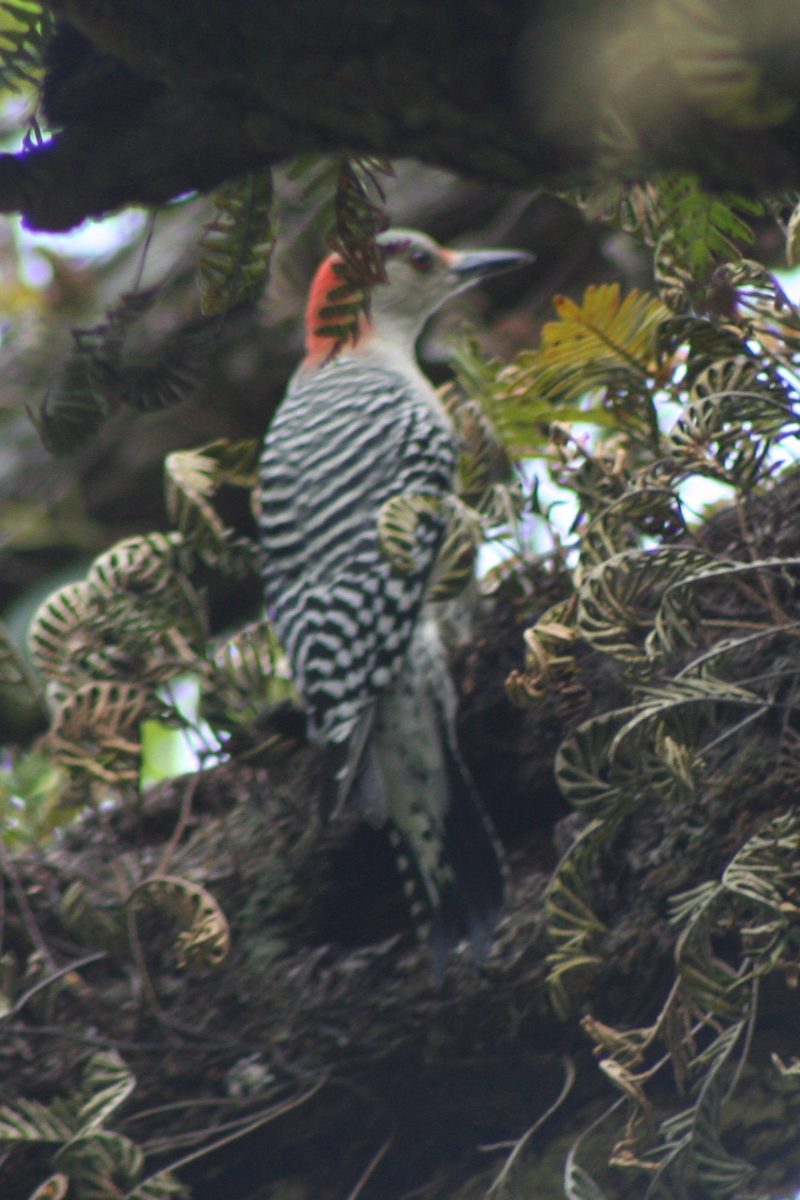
[{"x1": 258, "y1": 355, "x2": 456, "y2": 745}]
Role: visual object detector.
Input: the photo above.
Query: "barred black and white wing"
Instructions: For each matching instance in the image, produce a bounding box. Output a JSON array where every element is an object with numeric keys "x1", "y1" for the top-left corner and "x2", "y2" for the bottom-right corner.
[
  {"x1": 258, "y1": 356, "x2": 456, "y2": 746},
  {"x1": 259, "y1": 354, "x2": 505, "y2": 962}
]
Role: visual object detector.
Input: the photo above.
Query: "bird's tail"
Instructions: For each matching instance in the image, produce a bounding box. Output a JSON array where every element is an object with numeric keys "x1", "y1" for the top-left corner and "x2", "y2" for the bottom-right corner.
[{"x1": 339, "y1": 612, "x2": 506, "y2": 966}]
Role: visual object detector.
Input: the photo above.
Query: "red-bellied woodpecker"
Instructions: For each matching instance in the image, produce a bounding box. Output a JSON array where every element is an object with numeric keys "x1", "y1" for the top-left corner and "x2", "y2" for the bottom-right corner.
[{"x1": 258, "y1": 229, "x2": 532, "y2": 965}]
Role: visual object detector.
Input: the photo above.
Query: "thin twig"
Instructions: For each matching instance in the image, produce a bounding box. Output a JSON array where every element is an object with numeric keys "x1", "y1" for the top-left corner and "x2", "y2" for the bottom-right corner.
[
  {"x1": 155, "y1": 772, "x2": 199, "y2": 876},
  {"x1": 724, "y1": 975, "x2": 759, "y2": 1106},
  {"x1": 133, "y1": 209, "x2": 157, "y2": 292},
  {"x1": 13, "y1": 1025, "x2": 179, "y2": 1051},
  {"x1": 121, "y1": 1090, "x2": 286, "y2": 1124},
  {"x1": 700, "y1": 707, "x2": 770, "y2": 756},
  {"x1": 485, "y1": 1056, "x2": 576, "y2": 1196},
  {"x1": 137, "y1": 1074, "x2": 328, "y2": 1181},
  {"x1": 2, "y1": 950, "x2": 107, "y2": 1019},
  {"x1": 564, "y1": 1096, "x2": 626, "y2": 1194},
  {"x1": 0, "y1": 838, "x2": 56, "y2": 967},
  {"x1": 343, "y1": 1132, "x2": 395, "y2": 1200},
  {"x1": 142, "y1": 1110, "x2": 287, "y2": 1154},
  {"x1": 125, "y1": 901, "x2": 174, "y2": 1036}
]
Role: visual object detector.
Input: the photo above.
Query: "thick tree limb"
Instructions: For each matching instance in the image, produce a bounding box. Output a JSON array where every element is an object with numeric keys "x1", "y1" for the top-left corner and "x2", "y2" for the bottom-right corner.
[{"x1": 4, "y1": 0, "x2": 800, "y2": 231}]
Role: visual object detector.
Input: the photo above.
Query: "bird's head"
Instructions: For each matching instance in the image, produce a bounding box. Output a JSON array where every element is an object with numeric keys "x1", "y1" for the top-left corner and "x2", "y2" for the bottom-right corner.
[{"x1": 303, "y1": 228, "x2": 533, "y2": 368}]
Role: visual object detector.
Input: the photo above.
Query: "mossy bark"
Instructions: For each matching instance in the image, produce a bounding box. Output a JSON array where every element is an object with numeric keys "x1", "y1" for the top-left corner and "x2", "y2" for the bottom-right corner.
[{"x1": 4, "y1": 0, "x2": 800, "y2": 229}]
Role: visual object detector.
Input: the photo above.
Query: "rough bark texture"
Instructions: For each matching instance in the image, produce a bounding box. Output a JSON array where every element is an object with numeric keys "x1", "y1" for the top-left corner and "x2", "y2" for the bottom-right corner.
[{"x1": 4, "y1": 1, "x2": 800, "y2": 229}]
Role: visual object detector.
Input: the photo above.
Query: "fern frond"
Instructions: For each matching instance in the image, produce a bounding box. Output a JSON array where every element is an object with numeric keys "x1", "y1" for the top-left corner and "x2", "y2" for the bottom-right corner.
[
  {"x1": 555, "y1": 708, "x2": 636, "y2": 816},
  {"x1": 47, "y1": 681, "x2": 166, "y2": 788},
  {"x1": 87, "y1": 533, "x2": 189, "y2": 600},
  {"x1": 376, "y1": 492, "x2": 442, "y2": 576},
  {"x1": 608, "y1": 676, "x2": 764, "y2": 763},
  {"x1": 643, "y1": 1023, "x2": 753, "y2": 1199},
  {"x1": 656, "y1": 173, "x2": 763, "y2": 280},
  {"x1": 197, "y1": 168, "x2": 276, "y2": 315},
  {"x1": 37, "y1": 289, "x2": 205, "y2": 454},
  {"x1": 77, "y1": 1052, "x2": 136, "y2": 1135},
  {"x1": 204, "y1": 619, "x2": 297, "y2": 733},
  {"x1": 576, "y1": 547, "x2": 713, "y2": 666},
  {"x1": 544, "y1": 819, "x2": 609, "y2": 1018},
  {"x1": 0, "y1": 1, "x2": 52, "y2": 91},
  {"x1": 564, "y1": 1147, "x2": 611, "y2": 1200},
  {"x1": 721, "y1": 810, "x2": 800, "y2": 917},
  {"x1": 128, "y1": 876, "x2": 230, "y2": 972},
  {"x1": 330, "y1": 155, "x2": 393, "y2": 292},
  {"x1": 0, "y1": 1098, "x2": 76, "y2": 1144},
  {"x1": 125, "y1": 1170, "x2": 189, "y2": 1200},
  {"x1": 165, "y1": 439, "x2": 260, "y2": 575},
  {"x1": 647, "y1": 555, "x2": 800, "y2": 662},
  {"x1": 656, "y1": 0, "x2": 794, "y2": 129},
  {"x1": 427, "y1": 496, "x2": 483, "y2": 601},
  {"x1": 59, "y1": 1130, "x2": 143, "y2": 1200},
  {"x1": 28, "y1": 581, "x2": 95, "y2": 686},
  {"x1": 0, "y1": 616, "x2": 31, "y2": 687},
  {"x1": 26, "y1": 1176, "x2": 69, "y2": 1200},
  {"x1": 508, "y1": 284, "x2": 670, "y2": 407}
]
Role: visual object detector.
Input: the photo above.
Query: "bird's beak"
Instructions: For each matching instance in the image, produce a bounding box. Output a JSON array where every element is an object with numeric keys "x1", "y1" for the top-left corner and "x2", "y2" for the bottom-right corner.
[{"x1": 446, "y1": 248, "x2": 535, "y2": 281}]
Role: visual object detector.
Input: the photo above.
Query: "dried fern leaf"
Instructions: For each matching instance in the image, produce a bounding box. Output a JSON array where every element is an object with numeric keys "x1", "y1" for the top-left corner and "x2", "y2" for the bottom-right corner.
[
  {"x1": 128, "y1": 876, "x2": 230, "y2": 972},
  {"x1": 47, "y1": 682, "x2": 163, "y2": 786},
  {"x1": 427, "y1": 496, "x2": 483, "y2": 602},
  {"x1": 87, "y1": 533, "x2": 188, "y2": 599},
  {"x1": 28, "y1": 581, "x2": 95, "y2": 686},
  {"x1": 165, "y1": 439, "x2": 260, "y2": 574},
  {"x1": 376, "y1": 492, "x2": 442, "y2": 576},
  {"x1": 197, "y1": 168, "x2": 276, "y2": 315},
  {"x1": 205, "y1": 619, "x2": 297, "y2": 729}
]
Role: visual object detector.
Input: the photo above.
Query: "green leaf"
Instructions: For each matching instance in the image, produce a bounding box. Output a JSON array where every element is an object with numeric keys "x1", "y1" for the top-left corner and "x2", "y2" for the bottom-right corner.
[
  {"x1": 197, "y1": 169, "x2": 276, "y2": 315},
  {"x1": 656, "y1": 173, "x2": 763, "y2": 280},
  {"x1": 0, "y1": 1098, "x2": 76, "y2": 1144}
]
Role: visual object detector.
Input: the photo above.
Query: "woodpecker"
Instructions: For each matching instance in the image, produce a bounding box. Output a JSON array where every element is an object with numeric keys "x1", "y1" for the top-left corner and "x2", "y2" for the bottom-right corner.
[{"x1": 258, "y1": 228, "x2": 531, "y2": 964}]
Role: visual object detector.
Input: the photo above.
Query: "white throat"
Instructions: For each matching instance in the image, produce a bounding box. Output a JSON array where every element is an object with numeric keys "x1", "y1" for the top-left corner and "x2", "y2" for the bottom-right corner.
[{"x1": 356, "y1": 328, "x2": 453, "y2": 432}]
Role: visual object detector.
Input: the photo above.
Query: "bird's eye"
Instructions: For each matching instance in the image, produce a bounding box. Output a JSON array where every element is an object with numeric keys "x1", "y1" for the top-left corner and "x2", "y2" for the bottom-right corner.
[{"x1": 409, "y1": 249, "x2": 434, "y2": 272}]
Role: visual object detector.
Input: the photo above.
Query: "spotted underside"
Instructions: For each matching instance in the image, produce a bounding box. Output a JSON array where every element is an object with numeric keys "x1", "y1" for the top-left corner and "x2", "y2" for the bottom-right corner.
[{"x1": 258, "y1": 356, "x2": 457, "y2": 745}]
